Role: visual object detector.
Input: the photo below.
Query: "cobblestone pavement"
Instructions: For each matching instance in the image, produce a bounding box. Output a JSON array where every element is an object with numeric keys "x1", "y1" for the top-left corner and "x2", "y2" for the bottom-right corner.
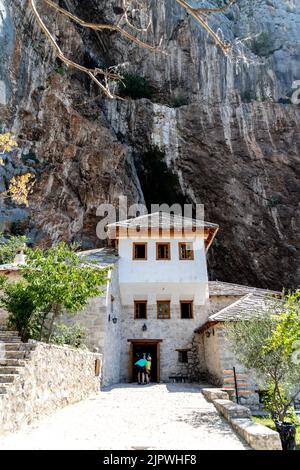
[{"x1": 0, "y1": 384, "x2": 248, "y2": 450}]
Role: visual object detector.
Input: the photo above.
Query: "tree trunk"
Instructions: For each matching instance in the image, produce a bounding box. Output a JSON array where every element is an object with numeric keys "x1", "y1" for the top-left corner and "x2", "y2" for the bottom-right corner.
[{"x1": 46, "y1": 304, "x2": 61, "y2": 343}]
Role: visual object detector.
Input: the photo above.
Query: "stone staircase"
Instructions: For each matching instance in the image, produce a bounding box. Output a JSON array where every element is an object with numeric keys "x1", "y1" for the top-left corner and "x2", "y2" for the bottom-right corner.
[{"x1": 0, "y1": 330, "x2": 35, "y2": 397}]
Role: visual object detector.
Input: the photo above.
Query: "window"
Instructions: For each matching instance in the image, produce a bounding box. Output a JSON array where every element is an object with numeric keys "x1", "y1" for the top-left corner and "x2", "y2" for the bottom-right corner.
[
  {"x1": 156, "y1": 242, "x2": 171, "y2": 260},
  {"x1": 178, "y1": 350, "x2": 188, "y2": 363},
  {"x1": 134, "y1": 301, "x2": 147, "y2": 319},
  {"x1": 157, "y1": 301, "x2": 171, "y2": 319},
  {"x1": 178, "y1": 242, "x2": 194, "y2": 260},
  {"x1": 180, "y1": 301, "x2": 193, "y2": 319},
  {"x1": 133, "y1": 243, "x2": 147, "y2": 260}
]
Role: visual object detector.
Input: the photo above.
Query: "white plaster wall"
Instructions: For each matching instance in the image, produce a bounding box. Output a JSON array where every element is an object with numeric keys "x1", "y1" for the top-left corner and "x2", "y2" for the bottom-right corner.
[
  {"x1": 118, "y1": 235, "x2": 209, "y2": 306},
  {"x1": 102, "y1": 267, "x2": 122, "y2": 386}
]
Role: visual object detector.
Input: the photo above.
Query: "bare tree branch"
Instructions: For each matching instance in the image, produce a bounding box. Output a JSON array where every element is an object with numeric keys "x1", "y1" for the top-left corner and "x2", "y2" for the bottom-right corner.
[
  {"x1": 29, "y1": 0, "x2": 236, "y2": 98},
  {"x1": 44, "y1": 0, "x2": 162, "y2": 53},
  {"x1": 175, "y1": 0, "x2": 234, "y2": 53},
  {"x1": 30, "y1": 0, "x2": 117, "y2": 97}
]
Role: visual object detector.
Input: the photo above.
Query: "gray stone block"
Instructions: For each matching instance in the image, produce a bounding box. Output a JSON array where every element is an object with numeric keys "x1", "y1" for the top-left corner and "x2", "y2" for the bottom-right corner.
[
  {"x1": 214, "y1": 399, "x2": 251, "y2": 419},
  {"x1": 231, "y1": 418, "x2": 282, "y2": 450},
  {"x1": 202, "y1": 388, "x2": 229, "y2": 401}
]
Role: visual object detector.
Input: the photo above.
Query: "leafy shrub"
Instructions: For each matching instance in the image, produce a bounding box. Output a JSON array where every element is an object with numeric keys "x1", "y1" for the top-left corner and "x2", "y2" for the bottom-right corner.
[
  {"x1": 268, "y1": 195, "x2": 282, "y2": 208},
  {"x1": 278, "y1": 97, "x2": 291, "y2": 105},
  {"x1": 54, "y1": 59, "x2": 66, "y2": 76},
  {"x1": 250, "y1": 32, "x2": 274, "y2": 57},
  {"x1": 169, "y1": 96, "x2": 189, "y2": 108},
  {"x1": 119, "y1": 72, "x2": 154, "y2": 100},
  {"x1": 3, "y1": 280, "x2": 37, "y2": 342},
  {"x1": 51, "y1": 322, "x2": 86, "y2": 348},
  {"x1": 241, "y1": 90, "x2": 257, "y2": 102},
  {"x1": 225, "y1": 11, "x2": 235, "y2": 21}
]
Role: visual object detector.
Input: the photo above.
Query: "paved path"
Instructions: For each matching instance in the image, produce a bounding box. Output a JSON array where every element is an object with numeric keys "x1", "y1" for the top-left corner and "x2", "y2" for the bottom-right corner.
[{"x1": 0, "y1": 384, "x2": 248, "y2": 450}]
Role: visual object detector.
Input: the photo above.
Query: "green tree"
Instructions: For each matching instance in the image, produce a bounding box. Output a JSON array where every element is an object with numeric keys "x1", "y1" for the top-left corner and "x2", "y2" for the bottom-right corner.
[
  {"x1": 0, "y1": 242, "x2": 109, "y2": 344},
  {"x1": 224, "y1": 292, "x2": 300, "y2": 424}
]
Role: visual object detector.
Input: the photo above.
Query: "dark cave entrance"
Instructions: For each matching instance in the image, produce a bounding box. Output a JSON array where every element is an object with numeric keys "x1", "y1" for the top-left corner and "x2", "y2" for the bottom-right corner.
[{"x1": 135, "y1": 146, "x2": 188, "y2": 210}]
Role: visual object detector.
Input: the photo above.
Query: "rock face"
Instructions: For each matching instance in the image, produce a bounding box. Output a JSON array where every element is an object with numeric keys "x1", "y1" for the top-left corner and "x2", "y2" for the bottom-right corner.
[{"x1": 0, "y1": 0, "x2": 299, "y2": 289}]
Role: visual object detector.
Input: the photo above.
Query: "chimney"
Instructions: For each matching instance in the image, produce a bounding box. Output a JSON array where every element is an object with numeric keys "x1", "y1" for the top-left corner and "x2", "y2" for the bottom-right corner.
[{"x1": 13, "y1": 244, "x2": 26, "y2": 265}]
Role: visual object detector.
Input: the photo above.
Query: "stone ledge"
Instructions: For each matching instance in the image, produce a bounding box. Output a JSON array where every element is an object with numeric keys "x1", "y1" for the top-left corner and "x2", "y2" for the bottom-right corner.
[
  {"x1": 214, "y1": 399, "x2": 251, "y2": 420},
  {"x1": 210, "y1": 398, "x2": 282, "y2": 450},
  {"x1": 202, "y1": 388, "x2": 229, "y2": 401},
  {"x1": 231, "y1": 418, "x2": 282, "y2": 450}
]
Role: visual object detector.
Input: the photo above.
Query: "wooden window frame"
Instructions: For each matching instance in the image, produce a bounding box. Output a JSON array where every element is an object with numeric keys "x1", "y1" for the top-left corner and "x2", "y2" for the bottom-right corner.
[
  {"x1": 132, "y1": 242, "x2": 148, "y2": 260},
  {"x1": 180, "y1": 300, "x2": 194, "y2": 319},
  {"x1": 177, "y1": 349, "x2": 189, "y2": 363},
  {"x1": 178, "y1": 242, "x2": 194, "y2": 260},
  {"x1": 134, "y1": 300, "x2": 148, "y2": 320},
  {"x1": 157, "y1": 300, "x2": 171, "y2": 319},
  {"x1": 156, "y1": 242, "x2": 171, "y2": 260}
]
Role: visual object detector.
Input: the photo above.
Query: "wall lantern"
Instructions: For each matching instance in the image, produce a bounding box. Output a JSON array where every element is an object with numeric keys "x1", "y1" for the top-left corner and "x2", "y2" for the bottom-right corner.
[
  {"x1": 142, "y1": 323, "x2": 147, "y2": 332},
  {"x1": 112, "y1": 317, "x2": 118, "y2": 324}
]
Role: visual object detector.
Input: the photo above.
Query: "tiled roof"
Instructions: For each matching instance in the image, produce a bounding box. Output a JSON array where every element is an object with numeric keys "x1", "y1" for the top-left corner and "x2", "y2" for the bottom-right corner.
[
  {"x1": 107, "y1": 212, "x2": 219, "y2": 230},
  {"x1": 208, "y1": 293, "x2": 282, "y2": 321},
  {"x1": 78, "y1": 248, "x2": 119, "y2": 266},
  {"x1": 0, "y1": 264, "x2": 22, "y2": 271},
  {"x1": 209, "y1": 280, "x2": 280, "y2": 297},
  {"x1": 0, "y1": 248, "x2": 119, "y2": 272}
]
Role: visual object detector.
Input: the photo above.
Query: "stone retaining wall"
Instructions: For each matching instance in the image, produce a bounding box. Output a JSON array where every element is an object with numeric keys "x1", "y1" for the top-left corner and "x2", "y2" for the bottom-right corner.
[
  {"x1": 202, "y1": 388, "x2": 282, "y2": 450},
  {"x1": 0, "y1": 342, "x2": 101, "y2": 434}
]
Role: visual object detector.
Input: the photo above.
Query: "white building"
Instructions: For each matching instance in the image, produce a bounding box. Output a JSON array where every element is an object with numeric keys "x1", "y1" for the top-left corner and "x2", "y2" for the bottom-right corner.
[{"x1": 0, "y1": 212, "x2": 280, "y2": 408}]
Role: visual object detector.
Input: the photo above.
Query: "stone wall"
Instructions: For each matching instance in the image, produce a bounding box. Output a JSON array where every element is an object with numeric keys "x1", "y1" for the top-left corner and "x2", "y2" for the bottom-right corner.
[
  {"x1": 62, "y1": 268, "x2": 122, "y2": 386},
  {"x1": 120, "y1": 303, "x2": 206, "y2": 382},
  {"x1": 198, "y1": 324, "x2": 260, "y2": 409},
  {"x1": 0, "y1": 342, "x2": 101, "y2": 434}
]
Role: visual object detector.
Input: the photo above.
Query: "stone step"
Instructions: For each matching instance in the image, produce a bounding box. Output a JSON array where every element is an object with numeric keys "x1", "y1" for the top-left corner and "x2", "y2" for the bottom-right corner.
[
  {"x1": 0, "y1": 337, "x2": 20, "y2": 343},
  {"x1": 0, "y1": 374, "x2": 15, "y2": 383},
  {"x1": 0, "y1": 367, "x2": 22, "y2": 374},
  {"x1": 0, "y1": 330, "x2": 19, "y2": 335},
  {"x1": 1, "y1": 351, "x2": 32, "y2": 360},
  {"x1": 1, "y1": 343, "x2": 31, "y2": 351},
  {"x1": 0, "y1": 339, "x2": 20, "y2": 349},
  {"x1": 0, "y1": 359, "x2": 27, "y2": 367},
  {"x1": 0, "y1": 332, "x2": 19, "y2": 338}
]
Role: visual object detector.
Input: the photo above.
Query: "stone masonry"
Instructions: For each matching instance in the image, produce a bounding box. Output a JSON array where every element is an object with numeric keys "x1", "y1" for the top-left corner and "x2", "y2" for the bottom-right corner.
[
  {"x1": 120, "y1": 304, "x2": 207, "y2": 382},
  {"x1": 0, "y1": 330, "x2": 101, "y2": 435}
]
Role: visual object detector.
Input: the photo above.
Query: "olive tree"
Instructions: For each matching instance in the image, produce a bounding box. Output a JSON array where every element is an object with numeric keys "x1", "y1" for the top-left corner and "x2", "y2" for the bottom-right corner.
[{"x1": 224, "y1": 291, "x2": 300, "y2": 424}]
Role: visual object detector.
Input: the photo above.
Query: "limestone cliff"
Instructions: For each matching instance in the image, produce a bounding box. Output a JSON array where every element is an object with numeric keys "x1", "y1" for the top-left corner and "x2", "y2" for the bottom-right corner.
[{"x1": 0, "y1": 0, "x2": 299, "y2": 289}]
